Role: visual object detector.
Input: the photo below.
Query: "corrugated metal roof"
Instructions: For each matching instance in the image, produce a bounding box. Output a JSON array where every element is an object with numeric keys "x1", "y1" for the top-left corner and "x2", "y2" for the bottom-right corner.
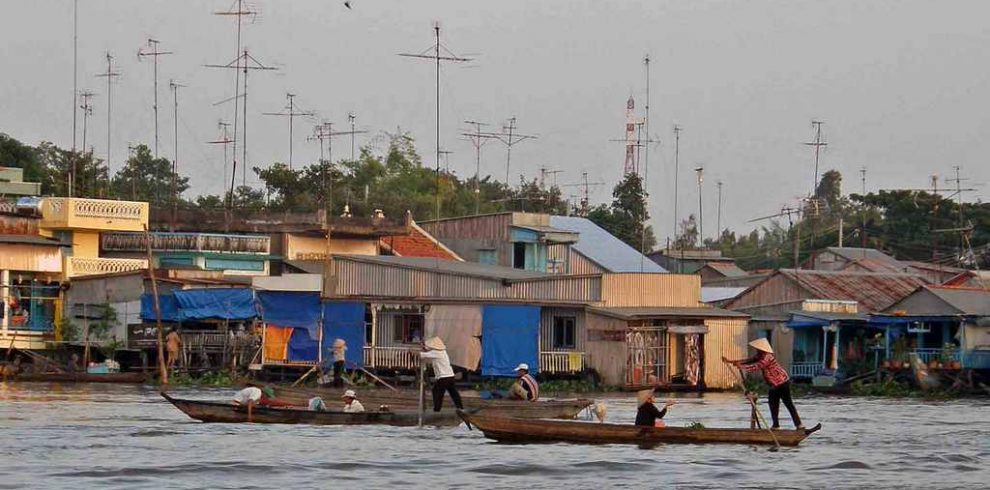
[
  {"x1": 925, "y1": 286, "x2": 990, "y2": 316},
  {"x1": 791, "y1": 311, "x2": 870, "y2": 322},
  {"x1": 781, "y1": 269, "x2": 925, "y2": 313},
  {"x1": 335, "y1": 255, "x2": 550, "y2": 280},
  {"x1": 701, "y1": 286, "x2": 747, "y2": 303},
  {"x1": 820, "y1": 247, "x2": 913, "y2": 274},
  {"x1": 588, "y1": 306, "x2": 749, "y2": 319},
  {"x1": 704, "y1": 262, "x2": 748, "y2": 277},
  {"x1": 549, "y1": 216, "x2": 666, "y2": 273},
  {"x1": 0, "y1": 234, "x2": 69, "y2": 247}
]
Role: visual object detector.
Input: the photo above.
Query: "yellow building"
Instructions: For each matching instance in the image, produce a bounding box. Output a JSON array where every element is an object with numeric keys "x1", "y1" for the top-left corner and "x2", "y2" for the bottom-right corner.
[{"x1": 39, "y1": 197, "x2": 149, "y2": 279}]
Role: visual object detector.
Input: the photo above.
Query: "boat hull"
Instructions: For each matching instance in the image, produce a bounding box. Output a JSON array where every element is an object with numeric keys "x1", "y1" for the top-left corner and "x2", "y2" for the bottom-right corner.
[
  {"x1": 162, "y1": 393, "x2": 461, "y2": 427},
  {"x1": 271, "y1": 385, "x2": 592, "y2": 420},
  {"x1": 458, "y1": 411, "x2": 818, "y2": 447}
]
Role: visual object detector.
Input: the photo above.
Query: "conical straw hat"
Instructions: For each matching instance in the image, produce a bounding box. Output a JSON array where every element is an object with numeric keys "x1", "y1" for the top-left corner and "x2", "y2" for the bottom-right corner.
[
  {"x1": 636, "y1": 389, "x2": 655, "y2": 405},
  {"x1": 424, "y1": 336, "x2": 446, "y2": 351},
  {"x1": 748, "y1": 338, "x2": 773, "y2": 354}
]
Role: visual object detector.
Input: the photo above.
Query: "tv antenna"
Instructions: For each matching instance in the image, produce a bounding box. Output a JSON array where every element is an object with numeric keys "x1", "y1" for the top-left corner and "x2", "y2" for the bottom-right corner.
[
  {"x1": 263, "y1": 93, "x2": 315, "y2": 169},
  {"x1": 461, "y1": 120, "x2": 499, "y2": 213},
  {"x1": 137, "y1": 38, "x2": 173, "y2": 159},
  {"x1": 493, "y1": 116, "x2": 537, "y2": 187},
  {"x1": 95, "y1": 52, "x2": 120, "y2": 195},
  {"x1": 207, "y1": 121, "x2": 235, "y2": 203},
  {"x1": 561, "y1": 172, "x2": 604, "y2": 217}
]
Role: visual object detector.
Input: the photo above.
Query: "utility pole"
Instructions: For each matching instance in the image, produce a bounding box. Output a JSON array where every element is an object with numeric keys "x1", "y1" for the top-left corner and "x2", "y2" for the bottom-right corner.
[
  {"x1": 946, "y1": 166, "x2": 968, "y2": 251},
  {"x1": 804, "y1": 120, "x2": 827, "y2": 199},
  {"x1": 399, "y1": 22, "x2": 472, "y2": 221},
  {"x1": 348, "y1": 112, "x2": 357, "y2": 161},
  {"x1": 672, "y1": 125, "x2": 682, "y2": 255},
  {"x1": 95, "y1": 52, "x2": 120, "y2": 197},
  {"x1": 461, "y1": 120, "x2": 498, "y2": 214},
  {"x1": 716, "y1": 180, "x2": 723, "y2": 246},
  {"x1": 206, "y1": 50, "x2": 277, "y2": 193},
  {"x1": 263, "y1": 93, "x2": 315, "y2": 169},
  {"x1": 860, "y1": 166, "x2": 867, "y2": 251},
  {"x1": 138, "y1": 38, "x2": 173, "y2": 159},
  {"x1": 643, "y1": 54, "x2": 651, "y2": 188},
  {"x1": 494, "y1": 117, "x2": 537, "y2": 187},
  {"x1": 72, "y1": 0, "x2": 79, "y2": 153},
  {"x1": 695, "y1": 166, "x2": 704, "y2": 249},
  {"x1": 208, "y1": 121, "x2": 234, "y2": 206},
  {"x1": 169, "y1": 80, "x2": 184, "y2": 228},
  {"x1": 931, "y1": 175, "x2": 939, "y2": 262}
]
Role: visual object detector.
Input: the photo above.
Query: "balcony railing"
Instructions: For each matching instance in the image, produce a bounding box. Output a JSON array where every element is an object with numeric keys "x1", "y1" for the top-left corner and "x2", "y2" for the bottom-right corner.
[
  {"x1": 42, "y1": 198, "x2": 148, "y2": 231},
  {"x1": 962, "y1": 350, "x2": 990, "y2": 369},
  {"x1": 540, "y1": 351, "x2": 585, "y2": 373},
  {"x1": 790, "y1": 362, "x2": 824, "y2": 379},
  {"x1": 101, "y1": 232, "x2": 270, "y2": 254},
  {"x1": 363, "y1": 346, "x2": 419, "y2": 370},
  {"x1": 65, "y1": 256, "x2": 147, "y2": 278}
]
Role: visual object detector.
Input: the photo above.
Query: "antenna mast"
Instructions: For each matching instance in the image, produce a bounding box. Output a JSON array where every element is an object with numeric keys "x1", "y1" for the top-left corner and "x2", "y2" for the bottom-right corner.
[
  {"x1": 79, "y1": 91, "x2": 96, "y2": 156},
  {"x1": 263, "y1": 93, "x2": 315, "y2": 169},
  {"x1": 208, "y1": 121, "x2": 235, "y2": 203},
  {"x1": 95, "y1": 52, "x2": 120, "y2": 197},
  {"x1": 461, "y1": 120, "x2": 498, "y2": 214},
  {"x1": 138, "y1": 38, "x2": 173, "y2": 159},
  {"x1": 169, "y1": 80, "x2": 184, "y2": 227},
  {"x1": 494, "y1": 116, "x2": 537, "y2": 187},
  {"x1": 399, "y1": 22, "x2": 472, "y2": 221}
]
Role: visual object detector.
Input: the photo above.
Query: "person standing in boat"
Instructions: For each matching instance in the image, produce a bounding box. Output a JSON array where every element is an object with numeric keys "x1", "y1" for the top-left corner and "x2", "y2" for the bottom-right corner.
[
  {"x1": 723, "y1": 338, "x2": 804, "y2": 430},
  {"x1": 342, "y1": 389, "x2": 365, "y2": 413},
  {"x1": 508, "y1": 363, "x2": 540, "y2": 401},
  {"x1": 418, "y1": 337, "x2": 464, "y2": 412},
  {"x1": 635, "y1": 389, "x2": 674, "y2": 427},
  {"x1": 330, "y1": 338, "x2": 347, "y2": 388}
]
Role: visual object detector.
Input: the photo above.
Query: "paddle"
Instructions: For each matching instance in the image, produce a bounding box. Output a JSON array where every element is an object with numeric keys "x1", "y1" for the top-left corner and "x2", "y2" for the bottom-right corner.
[{"x1": 724, "y1": 359, "x2": 781, "y2": 452}]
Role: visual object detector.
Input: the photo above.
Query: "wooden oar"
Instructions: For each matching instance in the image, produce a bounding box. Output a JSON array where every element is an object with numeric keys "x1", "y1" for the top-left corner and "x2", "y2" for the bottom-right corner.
[
  {"x1": 725, "y1": 360, "x2": 781, "y2": 452},
  {"x1": 291, "y1": 365, "x2": 319, "y2": 387}
]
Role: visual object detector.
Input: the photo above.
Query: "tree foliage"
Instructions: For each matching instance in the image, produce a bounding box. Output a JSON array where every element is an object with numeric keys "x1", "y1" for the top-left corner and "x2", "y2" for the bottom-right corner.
[
  {"x1": 588, "y1": 173, "x2": 657, "y2": 253},
  {"x1": 110, "y1": 144, "x2": 189, "y2": 205}
]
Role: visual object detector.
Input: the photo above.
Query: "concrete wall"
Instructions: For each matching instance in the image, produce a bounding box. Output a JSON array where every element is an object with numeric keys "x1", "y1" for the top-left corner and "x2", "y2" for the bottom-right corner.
[{"x1": 284, "y1": 235, "x2": 378, "y2": 260}]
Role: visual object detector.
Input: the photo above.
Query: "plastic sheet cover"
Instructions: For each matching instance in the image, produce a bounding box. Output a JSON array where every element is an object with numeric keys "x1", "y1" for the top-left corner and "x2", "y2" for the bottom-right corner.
[
  {"x1": 481, "y1": 305, "x2": 540, "y2": 376},
  {"x1": 322, "y1": 302, "x2": 366, "y2": 368},
  {"x1": 257, "y1": 291, "x2": 321, "y2": 339},
  {"x1": 172, "y1": 288, "x2": 257, "y2": 320}
]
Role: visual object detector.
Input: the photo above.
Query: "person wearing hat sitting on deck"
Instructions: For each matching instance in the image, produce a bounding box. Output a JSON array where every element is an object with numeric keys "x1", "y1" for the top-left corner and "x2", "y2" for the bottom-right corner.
[
  {"x1": 723, "y1": 338, "x2": 804, "y2": 430},
  {"x1": 418, "y1": 336, "x2": 464, "y2": 412},
  {"x1": 634, "y1": 389, "x2": 674, "y2": 427},
  {"x1": 508, "y1": 363, "x2": 540, "y2": 402},
  {"x1": 342, "y1": 390, "x2": 365, "y2": 413}
]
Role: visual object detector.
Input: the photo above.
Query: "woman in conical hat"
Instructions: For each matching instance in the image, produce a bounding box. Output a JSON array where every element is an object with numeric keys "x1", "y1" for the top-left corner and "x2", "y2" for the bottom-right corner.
[
  {"x1": 634, "y1": 389, "x2": 674, "y2": 427},
  {"x1": 723, "y1": 337, "x2": 804, "y2": 430},
  {"x1": 418, "y1": 336, "x2": 462, "y2": 412},
  {"x1": 330, "y1": 338, "x2": 347, "y2": 389}
]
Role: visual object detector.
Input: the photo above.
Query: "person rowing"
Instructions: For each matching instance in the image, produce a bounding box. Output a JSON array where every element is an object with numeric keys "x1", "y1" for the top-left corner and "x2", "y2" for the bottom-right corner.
[
  {"x1": 723, "y1": 338, "x2": 804, "y2": 430},
  {"x1": 634, "y1": 389, "x2": 674, "y2": 427},
  {"x1": 417, "y1": 337, "x2": 464, "y2": 412}
]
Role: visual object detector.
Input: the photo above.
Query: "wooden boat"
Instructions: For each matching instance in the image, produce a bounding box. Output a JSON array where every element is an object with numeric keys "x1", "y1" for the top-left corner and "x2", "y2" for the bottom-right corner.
[
  {"x1": 458, "y1": 411, "x2": 822, "y2": 447},
  {"x1": 270, "y1": 385, "x2": 593, "y2": 419},
  {"x1": 10, "y1": 371, "x2": 148, "y2": 384},
  {"x1": 161, "y1": 392, "x2": 461, "y2": 427}
]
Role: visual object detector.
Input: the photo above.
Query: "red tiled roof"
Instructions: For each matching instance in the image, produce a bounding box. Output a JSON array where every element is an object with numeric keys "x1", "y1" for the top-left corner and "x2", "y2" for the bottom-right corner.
[
  {"x1": 380, "y1": 223, "x2": 461, "y2": 261},
  {"x1": 782, "y1": 269, "x2": 926, "y2": 313}
]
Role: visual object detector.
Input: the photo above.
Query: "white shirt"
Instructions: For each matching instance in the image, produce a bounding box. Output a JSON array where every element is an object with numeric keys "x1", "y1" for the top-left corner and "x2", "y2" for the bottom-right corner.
[
  {"x1": 420, "y1": 349, "x2": 455, "y2": 379},
  {"x1": 332, "y1": 346, "x2": 346, "y2": 363},
  {"x1": 343, "y1": 399, "x2": 365, "y2": 413},
  {"x1": 233, "y1": 387, "x2": 262, "y2": 405}
]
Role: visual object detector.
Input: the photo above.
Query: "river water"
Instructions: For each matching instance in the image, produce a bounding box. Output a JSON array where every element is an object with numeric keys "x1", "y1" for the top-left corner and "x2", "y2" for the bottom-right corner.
[{"x1": 0, "y1": 383, "x2": 986, "y2": 489}]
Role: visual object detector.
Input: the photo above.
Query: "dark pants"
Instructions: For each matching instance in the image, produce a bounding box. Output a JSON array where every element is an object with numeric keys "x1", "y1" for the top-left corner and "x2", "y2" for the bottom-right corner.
[
  {"x1": 333, "y1": 361, "x2": 344, "y2": 388},
  {"x1": 768, "y1": 381, "x2": 802, "y2": 428},
  {"x1": 431, "y1": 376, "x2": 463, "y2": 412}
]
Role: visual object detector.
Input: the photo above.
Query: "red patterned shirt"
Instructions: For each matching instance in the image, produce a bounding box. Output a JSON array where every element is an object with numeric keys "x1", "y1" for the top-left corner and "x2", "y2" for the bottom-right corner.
[{"x1": 739, "y1": 353, "x2": 790, "y2": 387}]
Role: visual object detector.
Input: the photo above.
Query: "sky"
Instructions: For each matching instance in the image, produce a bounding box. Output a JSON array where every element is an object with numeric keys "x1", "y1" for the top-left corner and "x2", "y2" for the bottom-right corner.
[{"x1": 2, "y1": 0, "x2": 988, "y2": 244}]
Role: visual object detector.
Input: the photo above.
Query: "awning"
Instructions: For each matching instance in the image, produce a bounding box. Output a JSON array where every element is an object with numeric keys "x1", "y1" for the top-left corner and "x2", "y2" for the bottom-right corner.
[
  {"x1": 668, "y1": 325, "x2": 709, "y2": 335},
  {"x1": 869, "y1": 315, "x2": 964, "y2": 325},
  {"x1": 786, "y1": 320, "x2": 829, "y2": 329}
]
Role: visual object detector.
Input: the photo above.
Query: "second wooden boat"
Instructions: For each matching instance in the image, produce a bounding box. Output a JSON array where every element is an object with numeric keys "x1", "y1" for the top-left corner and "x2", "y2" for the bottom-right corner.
[
  {"x1": 458, "y1": 410, "x2": 821, "y2": 447},
  {"x1": 10, "y1": 371, "x2": 147, "y2": 384},
  {"x1": 161, "y1": 392, "x2": 461, "y2": 427},
  {"x1": 270, "y1": 385, "x2": 593, "y2": 420}
]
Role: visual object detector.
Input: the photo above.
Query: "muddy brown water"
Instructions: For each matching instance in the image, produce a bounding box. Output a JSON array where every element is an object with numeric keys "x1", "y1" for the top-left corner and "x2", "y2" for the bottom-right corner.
[{"x1": 0, "y1": 383, "x2": 986, "y2": 489}]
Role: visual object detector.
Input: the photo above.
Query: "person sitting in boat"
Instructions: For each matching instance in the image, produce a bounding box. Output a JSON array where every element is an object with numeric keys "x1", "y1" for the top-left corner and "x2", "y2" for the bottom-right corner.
[
  {"x1": 634, "y1": 389, "x2": 674, "y2": 427},
  {"x1": 508, "y1": 363, "x2": 539, "y2": 402},
  {"x1": 342, "y1": 389, "x2": 365, "y2": 413},
  {"x1": 723, "y1": 338, "x2": 804, "y2": 430},
  {"x1": 308, "y1": 396, "x2": 327, "y2": 412},
  {"x1": 418, "y1": 336, "x2": 464, "y2": 412}
]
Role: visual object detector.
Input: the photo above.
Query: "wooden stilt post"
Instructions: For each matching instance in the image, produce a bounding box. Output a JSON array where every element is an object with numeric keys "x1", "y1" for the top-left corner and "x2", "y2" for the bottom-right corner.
[
  {"x1": 143, "y1": 225, "x2": 168, "y2": 386},
  {"x1": 418, "y1": 360, "x2": 425, "y2": 428}
]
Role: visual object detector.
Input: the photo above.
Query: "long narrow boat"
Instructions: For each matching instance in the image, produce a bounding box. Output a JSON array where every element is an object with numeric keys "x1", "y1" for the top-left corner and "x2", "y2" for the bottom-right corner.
[
  {"x1": 11, "y1": 372, "x2": 147, "y2": 384},
  {"x1": 458, "y1": 411, "x2": 822, "y2": 447},
  {"x1": 161, "y1": 392, "x2": 461, "y2": 427},
  {"x1": 270, "y1": 385, "x2": 593, "y2": 420}
]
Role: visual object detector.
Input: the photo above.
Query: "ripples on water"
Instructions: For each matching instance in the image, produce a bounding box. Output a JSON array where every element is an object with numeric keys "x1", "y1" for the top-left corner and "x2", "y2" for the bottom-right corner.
[{"x1": 0, "y1": 383, "x2": 987, "y2": 489}]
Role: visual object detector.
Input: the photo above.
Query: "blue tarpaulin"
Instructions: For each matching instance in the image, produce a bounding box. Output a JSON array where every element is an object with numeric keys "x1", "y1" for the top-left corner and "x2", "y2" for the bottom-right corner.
[
  {"x1": 257, "y1": 291, "x2": 321, "y2": 339},
  {"x1": 140, "y1": 293, "x2": 182, "y2": 322},
  {"x1": 786, "y1": 320, "x2": 828, "y2": 329},
  {"x1": 322, "y1": 302, "x2": 366, "y2": 368},
  {"x1": 481, "y1": 305, "x2": 540, "y2": 376},
  {"x1": 173, "y1": 288, "x2": 257, "y2": 320},
  {"x1": 287, "y1": 327, "x2": 320, "y2": 361}
]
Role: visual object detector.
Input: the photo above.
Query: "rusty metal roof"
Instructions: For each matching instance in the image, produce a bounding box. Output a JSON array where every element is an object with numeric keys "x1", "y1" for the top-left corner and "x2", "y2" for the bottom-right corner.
[{"x1": 781, "y1": 269, "x2": 926, "y2": 313}]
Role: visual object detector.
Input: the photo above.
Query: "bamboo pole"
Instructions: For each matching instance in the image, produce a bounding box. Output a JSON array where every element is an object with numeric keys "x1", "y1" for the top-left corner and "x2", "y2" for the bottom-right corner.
[
  {"x1": 418, "y1": 359, "x2": 425, "y2": 428},
  {"x1": 143, "y1": 225, "x2": 168, "y2": 385}
]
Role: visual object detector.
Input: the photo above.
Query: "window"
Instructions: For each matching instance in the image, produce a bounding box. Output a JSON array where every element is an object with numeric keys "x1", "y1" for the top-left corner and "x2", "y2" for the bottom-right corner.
[
  {"x1": 513, "y1": 242, "x2": 526, "y2": 269},
  {"x1": 552, "y1": 316, "x2": 577, "y2": 350},
  {"x1": 393, "y1": 314, "x2": 424, "y2": 344}
]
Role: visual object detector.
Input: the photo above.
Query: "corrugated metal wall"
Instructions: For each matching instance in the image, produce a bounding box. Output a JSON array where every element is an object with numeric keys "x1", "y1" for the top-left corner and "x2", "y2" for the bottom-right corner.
[
  {"x1": 0, "y1": 244, "x2": 63, "y2": 273},
  {"x1": 601, "y1": 273, "x2": 700, "y2": 307},
  {"x1": 568, "y1": 249, "x2": 607, "y2": 275},
  {"x1": 585, "y1": 312, "x2": 629, "y2": 385},
  {"x1": 423, "y1": 214, "x2": 513, "y2": 265},
  {"x1": 703, "y1": 317, "x2": 749, "y2": 389},
  {"x1": 330, "y1": 259, "x2": 601, "y2": 303},
  {"x1": 725, "y1": 273, "x2": 805, "y2": 310}
]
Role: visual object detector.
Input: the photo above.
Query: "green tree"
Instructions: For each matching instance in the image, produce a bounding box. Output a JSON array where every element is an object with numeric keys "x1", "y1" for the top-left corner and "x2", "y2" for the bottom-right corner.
[
  {"x1": 110, "y1": 144, "x2": 189, "y2": 205},
  {"x1": 0, "y1": 133, "x2": 43, "y2": 183},
  {"x1": 35, "y1": 142, "x2": 109, "y2": 198},
  {"x1": 588, "y1": 173, "x2": 657, "y2": 252}
]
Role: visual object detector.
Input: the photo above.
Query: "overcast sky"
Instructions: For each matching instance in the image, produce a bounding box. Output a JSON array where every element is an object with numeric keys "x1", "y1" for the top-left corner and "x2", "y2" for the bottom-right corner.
[{"x1": 2, "y1": 0, "x2": 988, "y2": 243}]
